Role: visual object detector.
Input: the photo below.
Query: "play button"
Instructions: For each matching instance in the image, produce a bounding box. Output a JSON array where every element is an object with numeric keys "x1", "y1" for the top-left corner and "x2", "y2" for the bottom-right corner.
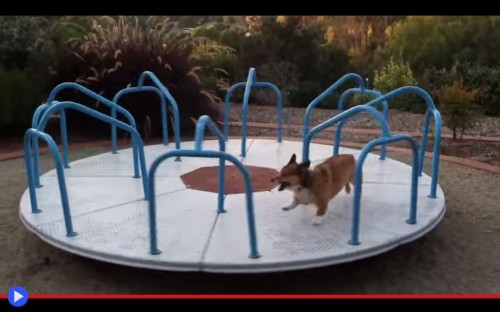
[
  {"x1": 14, "y1": 291, "x2": 23, "y2": 302},
  {"x1": 8, "y1": 286, "x2": 28, "y2": 307}
]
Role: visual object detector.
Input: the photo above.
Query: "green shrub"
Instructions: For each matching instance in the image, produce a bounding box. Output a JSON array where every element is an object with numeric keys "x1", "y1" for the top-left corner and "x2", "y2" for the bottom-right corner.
[
  {"x1": 464, "y1": 66, "x2": 500, "y2": 116},
  {"x1": 0, "y1": 16, "x2": 45, "y2": 70},
  {"x1": 254, "y1": 61, "x2": 300, "y2": 105},
  {"x1": 288, "y1": 80, "x2": 334, "y2": 108},
  {"x1": 0, "y1": 16, "x2": 90, "y2": 137},
  {"x1": 423, "y1": 62, "x2": 500, "y2": 116},
  {"x1": 192, "y1": 25, "x2": 238, "y2": 98},
  {"x1": 350, "y1": 93, "x2": 380, "y2": 108},
  {"x1": 0, "y1": 67, "x2": 46, "y2": 136},
  {"x1": 0, "y1": 16, "x2": 88, "y2": 71},
  {"x1": 373, "y1": 56, "x2": 425, "y2": 113},
  {"x1": 435, "y1": 79, "x2": 483, "y2": 140}
]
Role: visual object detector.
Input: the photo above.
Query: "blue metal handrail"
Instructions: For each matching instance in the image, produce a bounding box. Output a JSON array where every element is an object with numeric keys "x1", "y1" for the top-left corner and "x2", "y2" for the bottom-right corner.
[
  {"x1": 23, "y1": 128, "x2": 77, "y2": 238},
  {"x1": 31, "y1": 103, "x2": 68, "y2": 184},
  {"x1": 343, "y1": 86, "x2": 442, "y2": 198},
  {"x1": 194, "y1": 115, "x2": 226, "y2": 213},
  {"x1": 112, "y1": 86, "x2": 168, "y2": 153},
  {"x1": 223, "y1": 69, "x2": 283, "y2": 150},
  {"x1": 37, "y1": 101, "x2": 150, "y2": 200},
  {"x1": 303, "y1": 73, "x2": 366, "y2": 140},
  {"x1": 302, "y1": 105, "x2": 391, "y2": 162},
  {"x1": 137, "y1": 71, "x2": 181, "y2": 160},
  {"x1": 334, "y1": 88, "x2": 389, "y2": 160},
  {"x1": 147, "y1": 116, "x2": 261, "y2": 259},
  {"x1": 350, "y1": 134, "x2": 419, "y2": 245},
  {"x1": 31, "y1": 82, "x2": 140, "y2": 187},
  {"x1": 147, "y1": 150, "x2": 260, "y2": 259}
]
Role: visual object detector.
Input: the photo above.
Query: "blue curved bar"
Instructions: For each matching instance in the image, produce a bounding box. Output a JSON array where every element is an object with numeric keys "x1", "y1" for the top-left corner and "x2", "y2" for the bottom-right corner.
[
  {"x1": 31, "y1": 82, "x2": 141, "y2": 187},
  {"x1": 302, "y1": 105, "x2": 391, "y2": 162},
  {"x1": 47, "y1": 82, "x2": 138, "y2": 165},
  {"x1": 350, "y1": 134, "x2": 419, "y2": 245},
  {"x1": 137, "y1": 71, "x2": 181, "y2": 160},
  {"x1": 344, "y1": 86, "x2": 442, "y2": 198},
  {"x1": 223, "y1": 79, "x2": 283, "y2": 146},
  {"x1": 303, "y1": 73, "x2": 366, "y2": 140},
  {"x1": 194, "y1": 115, "x2": 225, "y2": 152},
  {"x1": 240, "y1": 68, "x2": 256, "y2": 157},
  {"x1": 32, "y1": 102, "x2": 69, "y2": 170},
  {"x1": 147, "y1": 149, "x2": 261, "y2": 259},
  {"x1": 23, "y1": 128, "x2": 77, "y2": 237},
  {"x1": 194, "y1": 115, "x2": 226, "y2": 213},
  {"x1": 112, "y1": 86, "x2": 168, "y2": 153},
  {"x1": 420, "y1": 108, "x2": 442, "y2": 199},
  {"x1": 31, "y1": 103, "x2": 61, "y2": 187},
  {"x1": 335, "y1": 88, "x2": 389, "y2": 160},
  {"x1": 37, "y1": 101, "x2": 149, "y2": 200}
]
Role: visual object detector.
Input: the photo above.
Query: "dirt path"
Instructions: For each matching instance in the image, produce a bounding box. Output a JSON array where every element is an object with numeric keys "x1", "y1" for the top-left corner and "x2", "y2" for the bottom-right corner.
[{"x1": 1, "y1": 146, "x2": 499, "y2": 294}]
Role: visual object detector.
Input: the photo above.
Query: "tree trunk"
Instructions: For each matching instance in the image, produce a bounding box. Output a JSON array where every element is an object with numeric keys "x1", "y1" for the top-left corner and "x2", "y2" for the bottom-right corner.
[{"x1": 452, "y1": 126, "x2": 457, "y2": 141}]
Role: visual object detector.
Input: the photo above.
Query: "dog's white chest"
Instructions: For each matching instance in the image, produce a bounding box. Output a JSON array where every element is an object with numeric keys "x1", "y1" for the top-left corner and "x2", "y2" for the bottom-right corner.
[{"x1": 294, "y1": 187, "x2": 313, "y2": 205}]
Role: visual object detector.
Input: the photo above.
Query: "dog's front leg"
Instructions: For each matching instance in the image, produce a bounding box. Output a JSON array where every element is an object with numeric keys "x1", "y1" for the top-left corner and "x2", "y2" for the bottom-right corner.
[
  {"x1": 312, "y1": 198, "x2": 328, "y2": 225},
  {"x1": 282, "y1": 198, "x2": 299, "y2": 211}
]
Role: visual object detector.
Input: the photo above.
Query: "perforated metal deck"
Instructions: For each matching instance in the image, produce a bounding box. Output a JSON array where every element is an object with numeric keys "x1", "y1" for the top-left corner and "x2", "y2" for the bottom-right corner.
[{"x1": 19, "y1": 139, "x2": 446, "y2": 273}]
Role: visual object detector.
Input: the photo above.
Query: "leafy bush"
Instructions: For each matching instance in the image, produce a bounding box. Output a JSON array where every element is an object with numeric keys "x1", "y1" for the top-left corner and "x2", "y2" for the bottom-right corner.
[
  {"x1": 373, "y1": 56, "x2": 424, "y2": 113},
  {"x1": 0, "y1": 16, "x2": 46, "y2": 71},
  {"x1": 0, "y1": 67, "x2": 46, "y2": 136},
  {"x1": 254, "y1": 61, "x2": 300, "y2": 106},
  {"x1": 350, "y1": 93, "x2": 379, "y2": 108},
  {"x1": 435, "y1": 79, "x2": 482, "y2": 140},
  {"x1": 50, "y1": 16, "x2": 232, "y2": 137},
  {"x1": 0, "y1": 16, "x2": 90, "y2": 137},
  {"x1": 0, "y1": 16, "x2": 89, "y2": 71},
  {"x1": 191, "y1": 24, "x2": 238, "y2": 99},
  {"x1": 423, "y1": 62, "x2": 500, "y2": 116},
  {"x1": 287, "y1": 80, "x2": 339, "y2": 109},
  {"x1": 463, "y1": 66, "x2": 500, "y2": 116}
]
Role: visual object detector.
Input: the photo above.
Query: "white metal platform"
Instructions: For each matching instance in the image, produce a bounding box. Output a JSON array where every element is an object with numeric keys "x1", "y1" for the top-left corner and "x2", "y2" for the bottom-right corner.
[{"x1": 19, "y1": 139, "x2": 446, "y2": 273}]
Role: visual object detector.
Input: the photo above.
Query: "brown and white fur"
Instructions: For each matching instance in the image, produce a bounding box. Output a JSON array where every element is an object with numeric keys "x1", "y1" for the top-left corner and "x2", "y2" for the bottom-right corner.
[{"x1": 271, "y1": 153, "x2": 356, "y2": 225}]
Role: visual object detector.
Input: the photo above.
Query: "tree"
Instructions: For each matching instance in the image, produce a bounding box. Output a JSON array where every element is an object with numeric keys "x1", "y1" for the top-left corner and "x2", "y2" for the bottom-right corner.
[
  {"x1": 380, "y1": 16, "x2": 500, "y2": 78},
  {"x1": 242, "y1": 16, "x2": 353, "y2": 106},
  {"x1": 322, "y1": 16, "x2": 404, "y2": 73}
]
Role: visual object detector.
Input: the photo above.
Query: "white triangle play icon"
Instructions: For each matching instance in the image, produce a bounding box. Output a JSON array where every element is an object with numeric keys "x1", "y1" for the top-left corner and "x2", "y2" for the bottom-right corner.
[{"x1": 14, "y1": 291, "x2": 23, "y2": 302}]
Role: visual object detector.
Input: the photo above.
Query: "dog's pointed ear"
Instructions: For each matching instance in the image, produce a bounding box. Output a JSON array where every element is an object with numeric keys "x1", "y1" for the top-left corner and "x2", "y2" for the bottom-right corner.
[
  {"x1": 288, "y1": 154, "x2": 297, "y2": 164},
  {"x1": 299, "y1": 160, "x2": 311, "y2": 170}
]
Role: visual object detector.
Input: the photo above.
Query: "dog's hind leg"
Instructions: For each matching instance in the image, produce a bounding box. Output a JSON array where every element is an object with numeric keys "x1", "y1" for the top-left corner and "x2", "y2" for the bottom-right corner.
[{"x1": 346, "y1": 171, "x2": 357, "y2": 195}]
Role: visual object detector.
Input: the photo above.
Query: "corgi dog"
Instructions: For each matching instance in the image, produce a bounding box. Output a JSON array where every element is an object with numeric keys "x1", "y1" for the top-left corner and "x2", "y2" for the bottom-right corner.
[{"x1": 271, "y1": 153, "x2": 356, "y2": 225}]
